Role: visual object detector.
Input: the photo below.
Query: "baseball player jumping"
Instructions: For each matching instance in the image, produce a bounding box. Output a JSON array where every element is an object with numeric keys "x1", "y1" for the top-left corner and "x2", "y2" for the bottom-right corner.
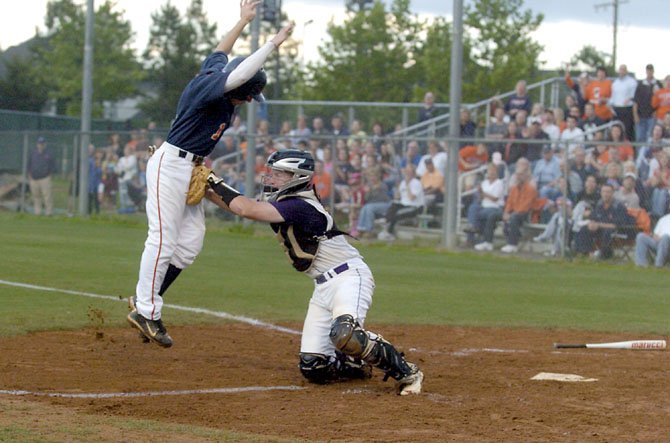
[
  {"x1": 127, "y1": 0, "x2": 294, "y2": 347},
  {"x1": 206, "y1": 150, "x2": 424, "y2": 395}
]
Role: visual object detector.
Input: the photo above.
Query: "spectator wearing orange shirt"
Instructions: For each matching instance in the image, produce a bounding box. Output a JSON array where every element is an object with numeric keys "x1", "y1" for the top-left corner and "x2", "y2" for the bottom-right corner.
[
  {"x1": 459, "y1": 143, "x2": 489, "y2": 172},
  {"x1": 420, "y1": 158, "x2": 445, "y2": 206},
  {"x1": 584, "y1": 66, "x2": 614, "y2": 122},
  {"x1": 460, "y1": 143, "x2": 490, "y2": 193},
  {"x1": 312, "y1": 160, "x2": 332, "y2": 200},
  {"x1": 553, "y1": 107, "x2": 567, "y2": 133},
  {"x1": 651, "y1": 75, "x2": 670, "y2": 123},
  {"x1": 500, "y1": 166, "x2": 538, "y2": 253},
  {"x1": 606, "y1": 125, "x2": 634, "y2": 162}
]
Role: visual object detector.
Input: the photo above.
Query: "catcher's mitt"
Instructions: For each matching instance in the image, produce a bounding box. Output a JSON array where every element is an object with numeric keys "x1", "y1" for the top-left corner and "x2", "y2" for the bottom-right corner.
[{"x1": 186, "y1": 165, "x2": 212, "y2": 205}]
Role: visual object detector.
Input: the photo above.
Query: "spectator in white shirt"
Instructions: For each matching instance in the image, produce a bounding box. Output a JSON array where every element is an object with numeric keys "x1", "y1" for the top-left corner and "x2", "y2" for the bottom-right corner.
[
  {"x1": 559, "y1": 115, "x2": 585, "y2": 155},
  {"x1": 635, "y1": 213, "x2": 670, "y2": 267},
  {"x1": 416, "y1": 139, "x2": 447, "y2": 177},
  {"x1": 378, "y1": 165, "x2": 425, "y2": 241},
  {"x1": 610, "y1": 64, "x2": 638, "y2": 141},
  {"x1": 541, "y1": 109, "x2": 561, "y2": 141},
  {"x1": 614, "y1": 172, "x2": 640, "y2": 209},
  {"x1": 470, "y1": 163, "x2": 505, "y2": 250}
]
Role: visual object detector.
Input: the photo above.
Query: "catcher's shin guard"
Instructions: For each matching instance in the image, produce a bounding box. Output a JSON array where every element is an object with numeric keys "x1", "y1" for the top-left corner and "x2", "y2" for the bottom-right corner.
[
  {"x1": 330, "y1": 314, "x2": 370, "y2": 357},
  {"x1": 330, "y1": 314, "x2": 414, "y2": 382},
  {"x1": 363, "y1": 334, "x2": 415, "y2": 382}
]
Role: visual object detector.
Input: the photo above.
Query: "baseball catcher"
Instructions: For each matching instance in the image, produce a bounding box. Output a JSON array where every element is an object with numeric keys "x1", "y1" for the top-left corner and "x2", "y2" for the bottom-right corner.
[{"x1": 206, "y1": 149, "x2": 424, "y2": 395}]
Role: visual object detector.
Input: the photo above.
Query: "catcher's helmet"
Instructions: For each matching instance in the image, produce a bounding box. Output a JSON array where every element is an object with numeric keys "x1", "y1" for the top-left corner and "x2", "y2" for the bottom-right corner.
[
  {"x1": 262, "y1": 149, "x2": 315, "y2": 202},
  {"x1": 223, "y1": 56, "x2": 267, "y2": 103}
]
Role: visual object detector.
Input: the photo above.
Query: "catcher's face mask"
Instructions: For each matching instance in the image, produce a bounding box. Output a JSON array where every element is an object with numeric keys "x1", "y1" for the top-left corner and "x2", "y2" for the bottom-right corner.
[
  {"x1": 261, "y1": 169, "x2": 293, "y2": 201},
  {"x1": 261, "y1": 150, "x2": 315, "y2": 201}
]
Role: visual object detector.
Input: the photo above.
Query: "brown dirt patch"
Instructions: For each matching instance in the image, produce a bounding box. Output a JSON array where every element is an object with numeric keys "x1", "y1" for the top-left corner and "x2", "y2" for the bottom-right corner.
[{"x1": 1, "y1": 323, "x2": 669, "y2": 442}]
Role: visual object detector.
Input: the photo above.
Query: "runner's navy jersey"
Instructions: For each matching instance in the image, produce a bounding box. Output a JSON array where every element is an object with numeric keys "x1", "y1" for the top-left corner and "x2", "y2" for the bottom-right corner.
[{"x1": 166, "y1": 52, "x2": 236, "y2": 157}]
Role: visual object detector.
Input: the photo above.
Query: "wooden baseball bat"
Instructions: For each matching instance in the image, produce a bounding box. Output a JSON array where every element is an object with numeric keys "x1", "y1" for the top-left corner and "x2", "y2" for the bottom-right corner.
[{"x1": 553, "y1": 340, "x2": 666, "y2": 350}]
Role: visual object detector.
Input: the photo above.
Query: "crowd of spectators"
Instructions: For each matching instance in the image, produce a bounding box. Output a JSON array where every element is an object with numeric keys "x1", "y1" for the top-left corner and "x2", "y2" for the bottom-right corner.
[
  {"x1": 75, "y1": 62, "x2": 670, "y2": 265},
  {"x1": 466, "y1": 62, "x2": 670, "y2": 260},
  {"x1": 83, "y1": 128, "x2": 163, "y2": 215}
]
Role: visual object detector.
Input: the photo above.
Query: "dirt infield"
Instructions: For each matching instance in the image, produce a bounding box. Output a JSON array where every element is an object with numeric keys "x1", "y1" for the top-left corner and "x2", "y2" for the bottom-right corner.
[{"x1": 1, "y1": 323, "x2": 669, "y2": 442}]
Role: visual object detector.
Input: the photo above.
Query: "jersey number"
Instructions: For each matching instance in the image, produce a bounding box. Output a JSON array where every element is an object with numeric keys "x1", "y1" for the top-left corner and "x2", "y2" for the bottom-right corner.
[{"x1": 210, "y1": 123, "x2": 227, "y2": 141}]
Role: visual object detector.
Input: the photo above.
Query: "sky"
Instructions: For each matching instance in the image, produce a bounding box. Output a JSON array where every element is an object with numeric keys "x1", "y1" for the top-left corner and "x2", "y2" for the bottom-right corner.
[{"x1": 1, "y1": 0, "x2": 669, "y2": 78}]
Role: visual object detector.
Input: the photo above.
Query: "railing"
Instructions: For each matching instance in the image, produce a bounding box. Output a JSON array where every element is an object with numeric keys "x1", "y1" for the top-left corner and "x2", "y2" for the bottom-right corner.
[
  {"x1": 388, "y1": 76, "x2": 565, "y2": 144},
  {"x1": 456, "y1": 164, "x2": 488, "y2": 232}
]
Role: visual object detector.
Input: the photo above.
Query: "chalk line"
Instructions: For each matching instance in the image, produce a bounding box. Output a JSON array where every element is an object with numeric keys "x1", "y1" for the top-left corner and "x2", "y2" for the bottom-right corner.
[
  {"x1": 0, "y1": 385, "x2": 306, "y2": 399},
  {"x1": 0, "y1": 279, "x2": 300, "y2": 335}
]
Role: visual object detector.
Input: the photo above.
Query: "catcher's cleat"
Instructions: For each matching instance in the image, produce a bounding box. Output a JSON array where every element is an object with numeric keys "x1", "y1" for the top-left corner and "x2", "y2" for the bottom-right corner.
[
  {"x1": 396, "y1": 362, "x2": 423, "y2": 396},
  {"x1": 128, "y1": 296, "x2": 150, "y2": 343},
  {"x1": 127, "y1": 310, "x2": 173, "y2": 348}
]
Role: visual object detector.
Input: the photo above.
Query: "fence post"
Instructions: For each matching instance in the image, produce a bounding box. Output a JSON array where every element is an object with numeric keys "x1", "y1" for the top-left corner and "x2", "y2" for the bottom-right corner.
[
  {"x1": 19, "y1": 133, "x2": 29, "y2": 213},
  {"x1": 551, "y1": 80, "x2": 560, "y2": 109},
  {"x1": 70, "y1": 134, "x2": 79, "y2": 216},
  {"x1": 329, "y1": 135, "x2": 337, "y2": 214}
]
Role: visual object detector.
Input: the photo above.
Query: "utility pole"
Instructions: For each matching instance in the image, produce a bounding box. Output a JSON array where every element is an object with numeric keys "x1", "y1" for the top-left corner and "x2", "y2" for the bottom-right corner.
[
  {"x1": 595, "y1": 0, "x2": 628, "y2": 69},
  {"x1": 244, "y1": 8, "x2": 260, "y2": 203},
  {"x1": 345, "y1": 0, "x2": 373, "y2": 11},
  {"x1": 443, "y1": 0, "x2": 463, "y2": 249},
  {"x1": 78, "y1": 0, "x2": 94, "y2": 215}
]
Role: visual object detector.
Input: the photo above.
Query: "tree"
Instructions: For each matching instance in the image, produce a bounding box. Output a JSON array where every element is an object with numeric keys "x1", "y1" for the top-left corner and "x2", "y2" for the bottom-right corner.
[
  {"x1": 35, "y1": 0, "x2": 144, "y2": 116},
  {"x1": 140, "y1": 0, "x2": 219, "y2": 126},
  {"x1": 411, "y1": 16, "x2": 479, "y2": 106},
  {"x1": 569, "y1": 45, "x2": 612, "y2": 74},
  {"x1": 463, "y1": 0, "x2": 544, "y2": 101},
  {"x1": 298, "y1": 0, "x2": 545, "y2": 126},
  {"x1": 305, "y1": 0, "x2": 421, "y2": 103},
  {"x1": 299, "y1": 0, "x2": 423, "y2": 125},
  {"x1": 0, "y1": 45, "x2": 50, "y2": 112}
]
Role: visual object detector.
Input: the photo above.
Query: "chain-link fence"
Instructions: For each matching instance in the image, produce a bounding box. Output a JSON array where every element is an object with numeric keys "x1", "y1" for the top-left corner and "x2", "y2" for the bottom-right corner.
[
  {"x1": 3, "y1": 121, "x2": 666, "y2": 262},
  {"x1": 3, "y1": 73, "x2": 667, "y2": 263}
]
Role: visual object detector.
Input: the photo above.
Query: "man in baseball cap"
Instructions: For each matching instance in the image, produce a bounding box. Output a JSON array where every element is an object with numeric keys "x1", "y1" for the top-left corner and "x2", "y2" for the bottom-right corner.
[{"x1": 27, "y1": 136, "x2": 55, "y2": 216}]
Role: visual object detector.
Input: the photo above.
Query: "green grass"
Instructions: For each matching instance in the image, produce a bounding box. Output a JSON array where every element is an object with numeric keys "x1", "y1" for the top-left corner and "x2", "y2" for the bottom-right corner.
[
  {"x1": 0, "y1": 402, "x2": 312, "y2": 443},
  {"x1": 1, "y1": 212, "x2": 669, "y2": 336}
]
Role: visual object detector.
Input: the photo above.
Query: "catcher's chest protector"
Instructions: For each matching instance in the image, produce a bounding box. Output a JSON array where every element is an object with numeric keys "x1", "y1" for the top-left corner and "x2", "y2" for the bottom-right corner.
[{"x1": 272, "y1": 191, "x2": 338, "y2": 272}]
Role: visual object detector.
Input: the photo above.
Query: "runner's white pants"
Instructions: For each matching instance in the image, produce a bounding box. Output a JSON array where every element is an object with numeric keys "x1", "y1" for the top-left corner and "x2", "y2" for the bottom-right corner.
[{"x1": 135, "y1": 143, "x2": 205, "y2": 320}]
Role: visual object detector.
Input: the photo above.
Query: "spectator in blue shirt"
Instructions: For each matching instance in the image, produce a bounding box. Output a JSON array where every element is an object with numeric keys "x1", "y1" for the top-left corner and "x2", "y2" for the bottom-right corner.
[
  {"x1": 505, "y1": 80, "x2": 532, "y2": 118},
  {"x1": 399, "y1": 140, "x2": 422, "y2": 169},
  {"x1": 533, "y1": 146, "x2": 562, "y2": 200}
]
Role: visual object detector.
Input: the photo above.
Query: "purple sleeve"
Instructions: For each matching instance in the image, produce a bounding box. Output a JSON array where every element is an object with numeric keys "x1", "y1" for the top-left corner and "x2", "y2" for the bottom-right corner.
[{"x1": 270, "y1": 199, "x2": 327, "y2": 233}]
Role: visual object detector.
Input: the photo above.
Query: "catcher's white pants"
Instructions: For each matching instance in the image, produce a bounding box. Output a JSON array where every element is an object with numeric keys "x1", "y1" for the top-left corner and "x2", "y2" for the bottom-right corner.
[
  {"x1": 300, "y1": 258, "x2": 374, "y2": 356},
  {"x1": 135, "y1": 143, "x2": 205, "y2": 320}
]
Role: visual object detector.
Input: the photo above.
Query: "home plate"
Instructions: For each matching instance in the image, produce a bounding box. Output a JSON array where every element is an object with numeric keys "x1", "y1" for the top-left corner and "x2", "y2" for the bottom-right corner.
[{"x1": 531, "y1": 372, "x2": 598, "y2": 382}]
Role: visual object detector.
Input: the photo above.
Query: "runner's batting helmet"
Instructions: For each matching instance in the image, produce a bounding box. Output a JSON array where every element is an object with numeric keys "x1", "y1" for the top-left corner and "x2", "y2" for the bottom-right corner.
[{"x1": 223, "y1": 56, "x2": 267, "y2": 103}]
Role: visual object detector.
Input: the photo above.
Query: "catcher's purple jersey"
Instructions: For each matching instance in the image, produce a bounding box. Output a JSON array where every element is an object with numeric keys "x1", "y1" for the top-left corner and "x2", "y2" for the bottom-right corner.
[
  {"x1": 270, "y1": 197, "x2": 362, "y2": 277},
  {"x1": 166, "y1": 52, "x2": 236, "y2": 157},
  {"x1": 270, "y1": 198, "x2": 327, "y2": 233}
]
